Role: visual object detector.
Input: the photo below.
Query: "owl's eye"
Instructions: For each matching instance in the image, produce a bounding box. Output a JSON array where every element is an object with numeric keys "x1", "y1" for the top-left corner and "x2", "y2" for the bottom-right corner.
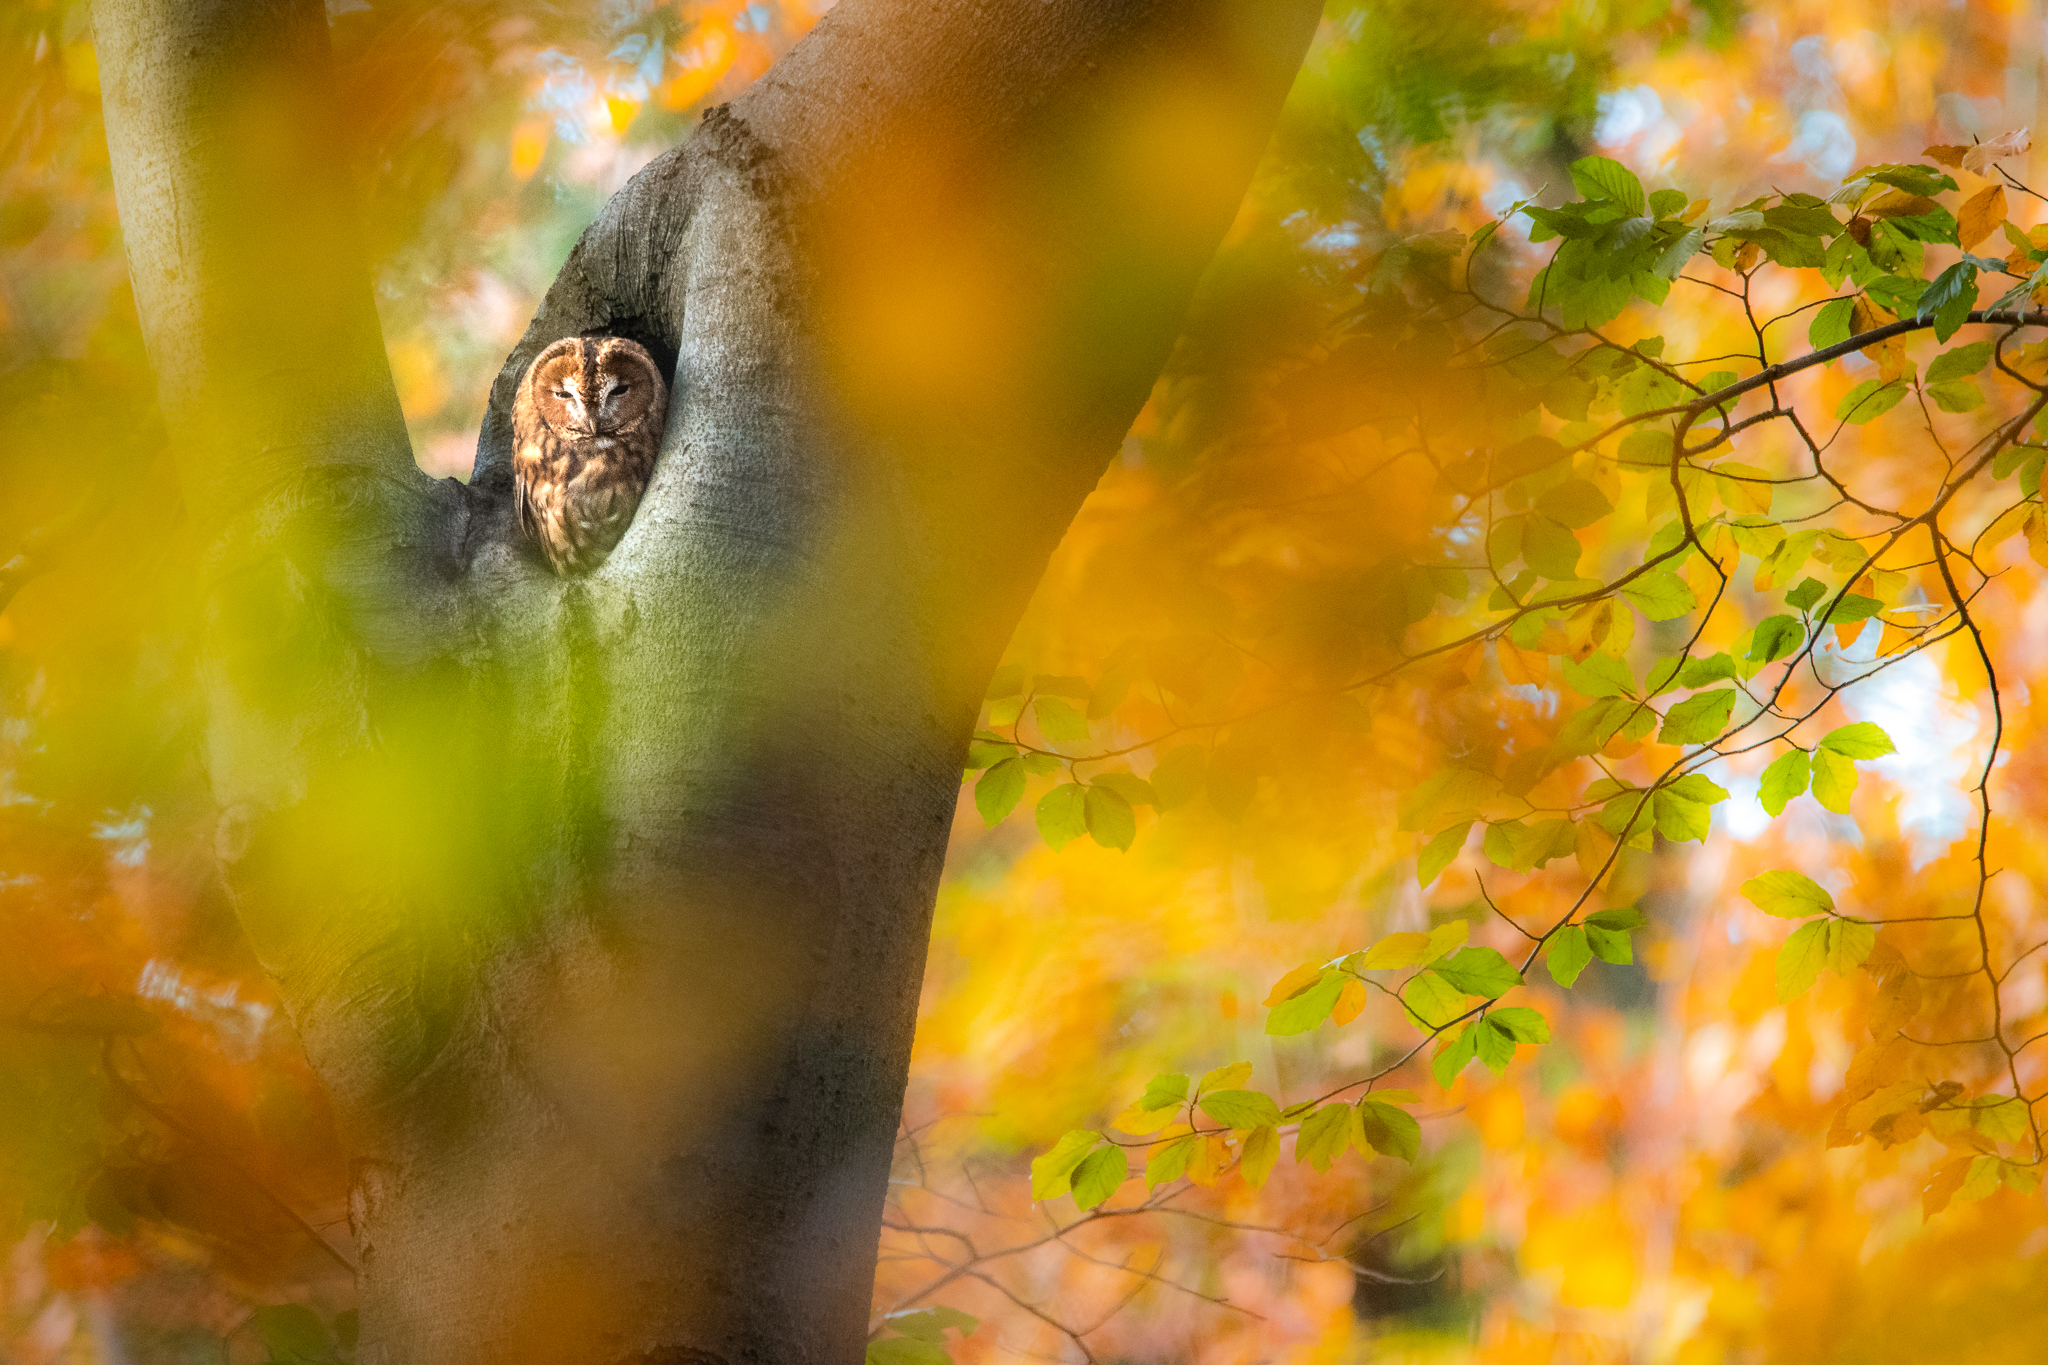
[{"x1": 553, "y1": 389, "x2": 571, "y2": 399}]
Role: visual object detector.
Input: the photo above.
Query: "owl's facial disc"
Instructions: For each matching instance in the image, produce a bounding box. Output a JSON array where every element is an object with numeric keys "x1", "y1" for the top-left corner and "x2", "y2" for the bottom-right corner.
[
  {"x1": 547, "y1": 375, "x2": 595, "y2": 435},
  {"x1": 595, "y1": 379, "x2": 633, "y2": 432}
]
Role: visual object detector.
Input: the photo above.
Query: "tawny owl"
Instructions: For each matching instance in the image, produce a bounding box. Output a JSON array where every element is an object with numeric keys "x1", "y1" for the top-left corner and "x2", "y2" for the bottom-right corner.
[{"x1": 512, "y1": 335, "x2": 668, "y2": 574}]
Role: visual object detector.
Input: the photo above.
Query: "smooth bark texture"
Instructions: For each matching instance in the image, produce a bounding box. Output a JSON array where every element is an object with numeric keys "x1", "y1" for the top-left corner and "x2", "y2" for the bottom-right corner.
[{"x1": 91, "y1": 0, "x2": 1321, "y2": 1360}]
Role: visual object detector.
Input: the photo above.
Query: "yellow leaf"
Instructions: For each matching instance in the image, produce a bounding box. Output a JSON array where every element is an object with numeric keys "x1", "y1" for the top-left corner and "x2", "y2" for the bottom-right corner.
[
  {"x1": 2026, "y1": 507, "x2": 2048, "y2": 569},
  {"x1": 1575, "y1": 820, "x2": 1617, "y2": 880},
  {"x1": 1357, "y1": 932, "x2": 1431, "y2": 970},
  {"x1": 1851, "y1": 296, "x2": 1896, "y2": 354},
  {"x1": 1114, "y1": 1103, "x2": 1184, "y2": 1136},
  {"x1": 1424, "y1": 919, "x2": 1470, "y2": 961},
  {"x1": 1714, "y1": 461, "x2": 1774, "y2": 515},
  {"x1": 1186, "y1": 1134, "x2": 1231, "y2": 1187},
  {"x1": 1982, "y1": 502, "x2": 2032, "y2": 551},
  {"x1": 1330, "y1": 978, "x2": 1369, "y2": 1026},
  {"x1": 1263, "y1": 963, "x2": 1323, "y2": 1007},
  {"x1": 1958, "y1": 184, "x2": 2008, "y2": 251}
]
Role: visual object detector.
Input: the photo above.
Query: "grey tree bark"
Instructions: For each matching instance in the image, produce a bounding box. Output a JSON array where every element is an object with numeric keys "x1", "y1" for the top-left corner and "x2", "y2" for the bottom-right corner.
[{"x1": 89, "y1": 0, "x2": 1322, "y2": 1360}]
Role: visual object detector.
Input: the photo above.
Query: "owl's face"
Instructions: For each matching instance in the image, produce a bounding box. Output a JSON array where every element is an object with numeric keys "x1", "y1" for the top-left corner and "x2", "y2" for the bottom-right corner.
[{"x1": 526, "y1": 337, "x2": 665, "y2": 440}]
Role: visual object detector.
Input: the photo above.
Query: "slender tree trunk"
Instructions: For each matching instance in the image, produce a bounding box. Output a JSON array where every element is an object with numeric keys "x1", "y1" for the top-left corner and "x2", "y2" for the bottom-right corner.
[{"x1": 90, "y1": 0, "x2": 1321, "y2": 1360}]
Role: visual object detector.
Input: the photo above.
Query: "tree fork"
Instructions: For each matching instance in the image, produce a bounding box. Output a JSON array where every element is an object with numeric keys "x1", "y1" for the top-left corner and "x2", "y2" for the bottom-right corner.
[{"x1": 89, "y1": 0, "x2": 1322, "y2": 1360}]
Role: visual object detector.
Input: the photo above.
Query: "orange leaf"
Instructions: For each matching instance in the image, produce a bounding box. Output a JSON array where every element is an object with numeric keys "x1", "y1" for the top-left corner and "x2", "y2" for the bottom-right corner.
[
  {"x1": 1957, "y1": 184, "x2": 2008, "y2": 251},
  {"x1": 1497, "y1": 640, "x2": 1548, "y2": 686},
  {"x1": 1331, "y1": 978, "x2": 1369, "y2": 1027},
  {"x1": 2027, "y1": 507, "x2": 2048, "y2": 569},
  {"x1": 1924, "y1": 1156, "x2": 1974, "y2": 1216},
  {"x1": 1923, "y1": 143, "x2": 1971, "y2": 168}
]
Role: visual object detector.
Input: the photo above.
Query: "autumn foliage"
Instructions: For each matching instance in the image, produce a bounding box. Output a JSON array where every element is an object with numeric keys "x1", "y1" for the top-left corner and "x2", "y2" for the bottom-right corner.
[{"x1": 13, "y1": 0, "x2": 2048, "y2": 1362}]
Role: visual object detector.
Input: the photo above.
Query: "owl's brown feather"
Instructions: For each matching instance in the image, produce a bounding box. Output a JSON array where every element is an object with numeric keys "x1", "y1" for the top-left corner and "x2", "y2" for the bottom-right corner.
[{"x1": 511, "y1": 335, "x2": 667, "y2": 574}]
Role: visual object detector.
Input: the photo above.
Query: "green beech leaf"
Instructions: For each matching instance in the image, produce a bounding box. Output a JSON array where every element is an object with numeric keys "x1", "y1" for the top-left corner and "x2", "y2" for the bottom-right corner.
[
  {"x1": 1402, "y1": 970, "x2": 1468, "y2": 1027},
  {"x1": 1658, "y1": 688, "x2": 1737, "y2": 745},
  {"x1": 1741, "y1": 868, "x2": 1836, "y2": 917},
  {"x1": 975, "y1": 758, "x2": 1026, "y2": 825},
  {"x1": 1785, "y1": 577, "x2": 1828, "y2": 610},
  {"x1": 1356, "y1": 1099, "x2": 1421, "y2": 1161},
  {"x1": 1198, "y1": 1089, "x2": 1281, "y2": 1131},
  {"x1": 1145, "y1": 1134, "x2": 1196, "y2": 1188},
  {"x1": 1487, "y1": 1005, "x2": 1551, "y2": 1043},
  {"x1": 1809, "y1": 296, "x2": 1854, "y2": 349},
  {"x1": 1926, "y1": 341, "x2": 1993, "y2": 383},
  {"x1": 1777, "y1": 920, "x2": 1830, "y2": 1001},
  {"x1": 1266, "y1": 971, "x2": 1344, "y2": 1036},
  {"x1": 1069, "y1": 1144, "x2": 1129, "y2": 1209},
  {"x1": 1430, "y1": 946, "x2": 1523, "y2": 998},
  {"x1": 1562, "y1": 651, "x2": 1636, "y2": 698},
  {"x1": 1294, "y1": 1104, "x2": 1353, "y2": 1171},
  {"x1": 1140, "y1": 1073, "x2": 1189, "y2": 1111},
  {"x1": 1586, "y1": 925, "x2": 1633, "y2": 963},
  {"x1": 1570, "y1": 155, "x2": 1647, "y2": 215},
  {"x1": 1091, "y1": 771, "x2": 1157, "y2": 808},
  {"x1": 1759, "y1": 749, "x2": 1812, "y2": 816},
  {"x1": 1811, "y1": 746, "x2": 1858, "y2": 811},
  {"x1": 1974, "y1": 1097, "x2": 2029, "y2": 1143},
  {"x1": 1036, "y1": 783, "x2": 1088, "y2": 849},
  {"x1": 1522, "y1": 514, "x2": 1583, "y2": 577},
  {"x1": 1824, "y1": 594, "x2": 1884, "y2": 625},
  {"x1": 1432, "y1": 1022, "x2": 1480, "y2": 1088},
  {"x1": 1546, "y1": 925, "x2": 1593, "y2": 988},
  {"x1": 1239, "y1": 1124, "x2": 1280, "y2": 1188},
  {"x1": 1835, "y1": 378, "x2": 1909, "y2": 424},
  {"x1": 1828, "y1": 917, "x2": 1876, "y2": 974},
  {"x1": 1585, "y1": 906, "x2": 1649, "y2": 930},
  {"x1": 1676, "y1": 653, "x2": 1737, "y2": 687},
  {"x1": 966, "y1": 734, "x2": 1015, "y2": 769},
  {"x1": 1619, "y1": 571, "x2": 1698, "y2": 620},
  {"x1": 1149, "y1": 746, "x2": 1207, "y2": 809},
  {"x1": 1475, "y1": 1016, "x2": 1517, "y2": 1072},
  {"x1": 1031, "y1": 1130, "x2": 1102, "y2": 1200},
  {"x1": 1928, "y1": 380, "x2": 1985, "y2": 413},
  {"x1": 1652, "y1": 773, "x2": 1729, "y2": 843},
  {"x1": 1033, "y1": 695, "x2": 1091, "y2": 743},
  {"x1": 1918, "y1": 261, "x2": 1979, "y2": 341},
  {"x1": 1536, "y1": 478, "x2": 1614, "y2": 528},
  {"x1": 1083, "y1": 784, "x2": 1137, "y2": 851},
  {"x1": 1749, "y1": 615, "x2": 1806, "y2": 662},
  {"x1": 1417, "y1": 821, "x2": 1472, "y2": 887},
  {"x1": 1820, "y1": 721, "x2": 1897, "y2": 759}
]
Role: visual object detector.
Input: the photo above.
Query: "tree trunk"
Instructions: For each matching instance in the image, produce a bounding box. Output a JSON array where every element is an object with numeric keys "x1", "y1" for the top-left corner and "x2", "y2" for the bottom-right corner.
[{"x1": 89, "y1": 0, "x2": 1321, "y2": 1360}]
